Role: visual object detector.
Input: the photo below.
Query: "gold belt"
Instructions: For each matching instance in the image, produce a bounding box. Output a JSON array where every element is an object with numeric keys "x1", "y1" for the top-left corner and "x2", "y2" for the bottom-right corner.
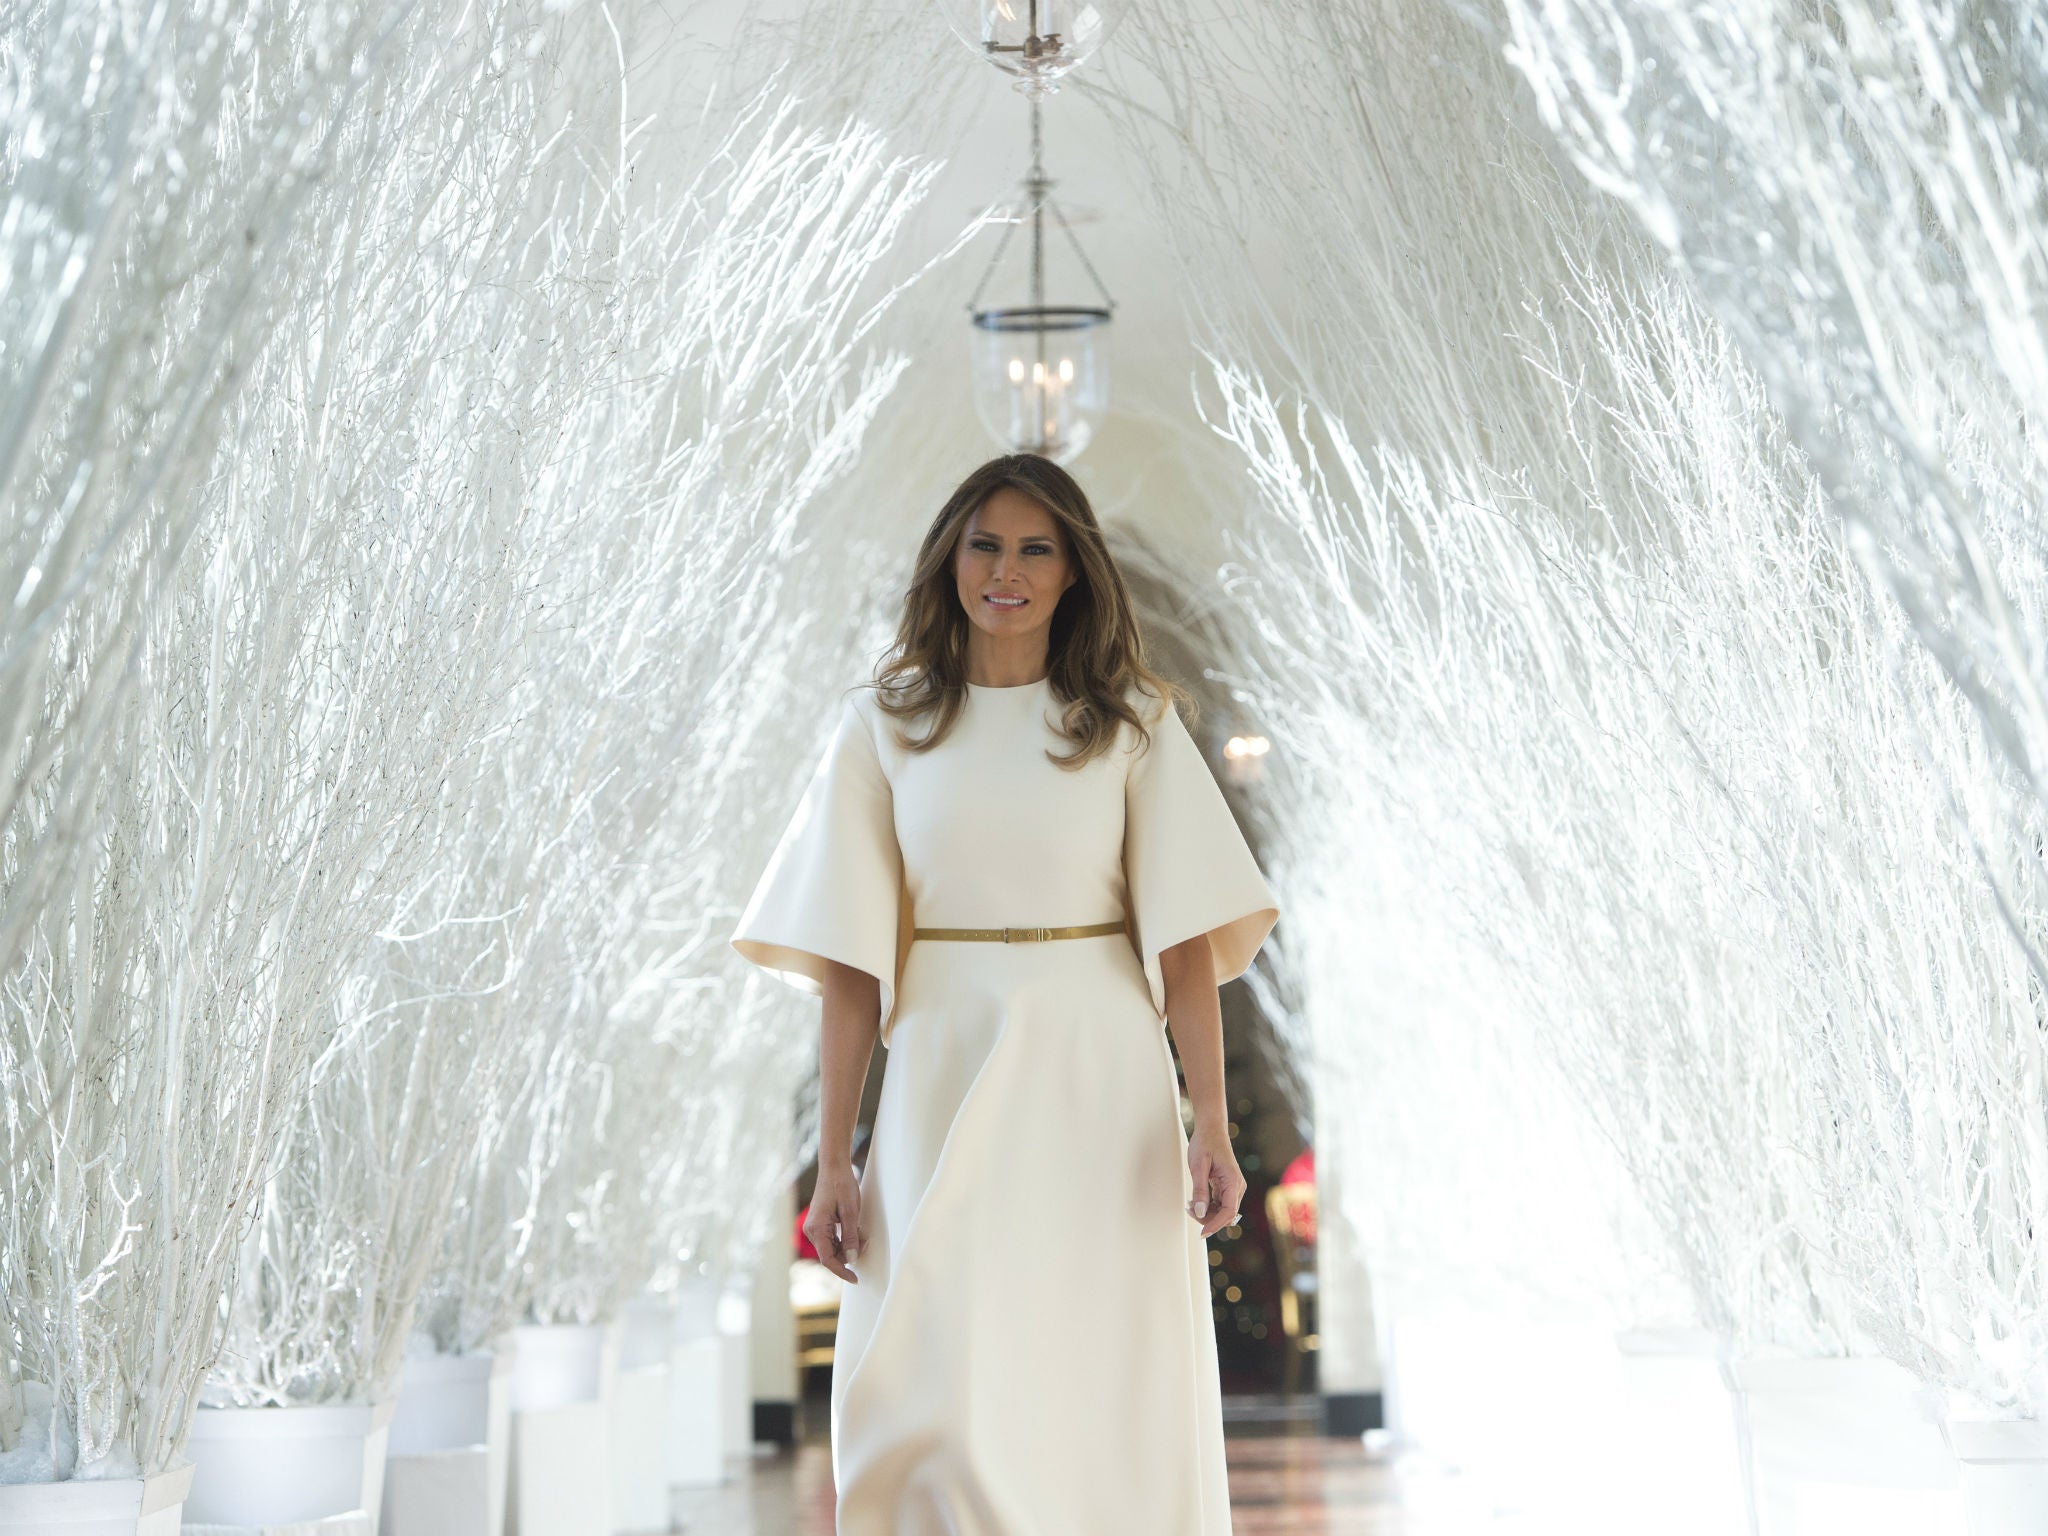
[{"x1": 912, "y1": 920, "x2": 1127, "y2": 943}]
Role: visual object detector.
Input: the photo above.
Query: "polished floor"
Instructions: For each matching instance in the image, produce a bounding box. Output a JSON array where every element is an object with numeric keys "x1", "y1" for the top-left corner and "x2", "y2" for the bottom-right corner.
[{"x1": 670, "y1": 1395, "x2": 1550, "y2": 1534}]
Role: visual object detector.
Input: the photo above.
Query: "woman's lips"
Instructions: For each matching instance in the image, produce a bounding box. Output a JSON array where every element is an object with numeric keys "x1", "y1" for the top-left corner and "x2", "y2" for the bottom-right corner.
[{"x1": 985, "y1": 594, "x2": 1028, "y2": 608}]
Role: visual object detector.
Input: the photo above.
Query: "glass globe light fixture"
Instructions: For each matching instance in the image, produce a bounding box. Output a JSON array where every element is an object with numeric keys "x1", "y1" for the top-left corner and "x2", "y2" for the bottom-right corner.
[
  {"x1": 965, "y1": 95, "x2": 1116, "y2": 463},
  {"x1": 970, "y1": 306, "x2": 1110, "y2": 464},
  {"x1": 932, "y1": 0, "x2": 1126, "y2": 97}
]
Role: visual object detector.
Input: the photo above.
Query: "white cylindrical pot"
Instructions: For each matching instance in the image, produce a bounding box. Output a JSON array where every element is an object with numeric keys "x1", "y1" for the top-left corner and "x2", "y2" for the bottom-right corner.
[
  {"x1": 506, "y1": 1324, "x2": 614, "y2": 1536},
  {"x1": 382, "y1": 1346, "x2": 515, "y2": 1536},
  {"x1": 671, "y1": 1273, "x2": 720, "y2": 1341},
  {"x1": 1734, "y1": 1354, "x2": 1960, "y2": 1536},
  {"x1": 1610, "y1": 1329, "x2": 1749, "y2": 1536},
  {"x1": 509, "y1": 1324, "x2": 607, "y2": 1413},
  {"x1": 388, "y1": 1350, "x2": 497, "y2": 1455},
  {"x1": 0, "y1": 1463, "x2": 194, "y2": 1536},
  {"x1": 617, "y1": 1296, "x2": 675, "y2": 1374},
  {"x1": 1943, "y1": 1413, "x2": 2048, "y2": 1536},
  {"x1": 183, "y1": 1403, "x2": 386, "y2": 1527}
]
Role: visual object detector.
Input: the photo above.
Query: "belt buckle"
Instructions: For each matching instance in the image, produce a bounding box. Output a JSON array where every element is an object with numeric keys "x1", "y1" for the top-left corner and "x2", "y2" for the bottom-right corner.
[{"x1": 1002, "y1": 926, "x2": 1047, "y2": 942}]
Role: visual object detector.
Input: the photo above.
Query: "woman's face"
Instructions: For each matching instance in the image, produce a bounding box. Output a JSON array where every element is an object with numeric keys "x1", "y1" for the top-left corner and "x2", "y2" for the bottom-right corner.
[{"x1": 953, "y1": 487, "x2": 1078, "y2": 647}]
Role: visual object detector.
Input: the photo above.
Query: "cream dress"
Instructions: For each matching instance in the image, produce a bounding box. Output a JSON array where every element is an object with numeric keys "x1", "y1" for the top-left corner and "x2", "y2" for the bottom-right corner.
[{"x1": 732, "y1": 675, "x2": 1279, "y2": 1535}]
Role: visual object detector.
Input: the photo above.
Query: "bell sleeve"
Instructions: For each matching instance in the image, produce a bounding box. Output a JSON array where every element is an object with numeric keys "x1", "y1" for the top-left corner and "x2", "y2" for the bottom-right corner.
[
  {"x1": 1122, "y1": 687, "x2": 1280, "y2": 1021},
  {"x1": 732, "y1": 693, "x2": 906, "y2": 1032}
]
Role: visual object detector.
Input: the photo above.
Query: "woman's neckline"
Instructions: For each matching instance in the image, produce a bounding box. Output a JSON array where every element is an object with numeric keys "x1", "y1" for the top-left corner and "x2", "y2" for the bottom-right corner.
[{"x1": 965, "y1": 675, "x2": 1050, "y2": 692}]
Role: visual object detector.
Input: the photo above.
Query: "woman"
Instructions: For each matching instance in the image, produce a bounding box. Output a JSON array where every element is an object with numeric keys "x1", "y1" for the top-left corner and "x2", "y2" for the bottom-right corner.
[{"x1": 731, "y1": 452, "x2": 1279, "y2": 1533}]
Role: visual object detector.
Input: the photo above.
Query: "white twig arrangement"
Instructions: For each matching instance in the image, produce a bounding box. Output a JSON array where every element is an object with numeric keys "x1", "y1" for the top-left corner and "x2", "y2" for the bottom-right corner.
[{"x1": 1099, "y1": 0, "x2": 2048, "y2": 1415}]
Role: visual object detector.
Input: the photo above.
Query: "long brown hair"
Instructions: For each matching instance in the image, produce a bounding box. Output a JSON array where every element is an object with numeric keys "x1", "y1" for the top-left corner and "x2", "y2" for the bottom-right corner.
[{"x1": 868, "y1": 453, "x2": 1187, "y2": 769}]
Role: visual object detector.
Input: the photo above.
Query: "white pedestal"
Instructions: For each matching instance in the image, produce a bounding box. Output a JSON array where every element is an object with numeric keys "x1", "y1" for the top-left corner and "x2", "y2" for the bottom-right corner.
[
  {"x1": 1609, "y1": 1330, "x2": 1749, "y2": 1536},
  {"x1": 506, "y1": 1401, "x2": 610, "y2": 1536},
  {"x1": 607, "y1": 1357, "x2": 671, "y2": 1535},
  {"x1": 184, "y1": 1401, "x2": 397, "y2": 1529},
  {"x1": 667, "y1": 1278, "x2": 726, "y2": 1489},
  {"x1": 1735, "y1": 1354, "x2": 1961, "y2": 1536},
  {"x1": 382, "y1": 1345, "x2": 515, "y2": 1536},
  {"x1": 505, "y1": 1323, "x2": 613, "y2": 1536},
  {"x1": 606, "y1": 1296, "x2": 674, "y2": 1531},
  {"x1": 1381, "y1": 1307, "x2": 1633, "y2": 1526},
  {"x1": 1945, "y1": 1414, "x2": 2048, "y2": 1536},
  {"x1": 0, "y1": 1462, "x2": 193, "y2": 1536},
  {"x1": 665, "y1": 1336, "x2": 725, "y2": 1489},
  {"x1": 360, "y1": 1400, "x2": 397, "y2": 1534},
  {"x1": 380, "y1": 1447, "x2": 494, "y2": 1536},
  {"x1": 183, "y1": 1516, "x2": 373, "y2": 1536},
  {"x1": 717, "y1": 1291, "x2": 752, "y2": 1471},
  {"x1": 485, "y1": 1340, "x2": 515, "y2": 1536}
]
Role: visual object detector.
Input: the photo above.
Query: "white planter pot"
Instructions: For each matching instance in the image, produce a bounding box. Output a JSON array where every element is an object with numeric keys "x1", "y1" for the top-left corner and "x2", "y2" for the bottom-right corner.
[
  {"x1": 505, "y1": 1324, "x2": 614, "y2": 1536},
  {"x1": 509, "y1": 1324, "x2": 607, "y2": 1413},
  {"x1": 382, "y1": 1346, "x2": 515, "y2": 1536},
  {"x1": 0, "y1": 1462, "x2": 193, "y2": 1536},
  {"x1": 1943, "y1": 1413, "x2": 2048, "y2": 1536},
  {"x1": 616, "y1": 1297, "x2": 674, "y2": 1374},
  {"x1": 184, "y1": 1401, "x2": 396, "y2": 1529},
  {"x1": 670, "y1": 1273, "x2": 720, "y2": 1340},
  {"x1": 1734, "y1": 1354, "x2": 1960, "y2": 1536},
  {"x1": 1610, "y1": 1329, "x2": 1749, "y2": 1536},
  {"x1": 388, "y1": 1349, "x2": 496, "y2": 1453}
]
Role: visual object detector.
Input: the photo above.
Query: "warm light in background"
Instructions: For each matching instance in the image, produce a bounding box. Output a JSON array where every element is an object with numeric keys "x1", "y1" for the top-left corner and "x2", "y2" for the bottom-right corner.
[{"x1": 1223, "y1": 732, "x2": 1270, "y2": 786}]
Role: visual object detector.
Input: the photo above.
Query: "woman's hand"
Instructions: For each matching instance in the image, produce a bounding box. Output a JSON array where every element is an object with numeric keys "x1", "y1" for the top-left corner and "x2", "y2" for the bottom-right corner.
[
  {"x1": 1186, "y1": 1123, "x2": 1247, "y2": 1240},
  {"x1": 806, "y1": 1162, "x2": 866, "y2": 1283}
]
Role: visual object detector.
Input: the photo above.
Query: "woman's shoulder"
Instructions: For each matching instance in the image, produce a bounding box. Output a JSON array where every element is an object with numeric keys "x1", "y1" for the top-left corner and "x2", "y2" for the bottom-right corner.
[
  {"x1": 1121, "y1": 678, "x2": 1172, "y2": 719},
  {"x1": 1118, "y1": 678, "x2": 1185, "y2": 740},
  {"x1": 836, "y1": 681, "x2": 911, "y2": 772},
  {"x1": 1111, "y1": 680, "x2": 1183, "y2": 772},
  {"x1": 837, "y1": 682, "x2": 888, "y2": 740}
]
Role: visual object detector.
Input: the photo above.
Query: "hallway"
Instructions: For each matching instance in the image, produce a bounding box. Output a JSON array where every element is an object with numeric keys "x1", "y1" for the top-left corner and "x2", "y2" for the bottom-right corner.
[{"x1": 671, "y1": 1395, "x2": 1536, "y2": 1534}]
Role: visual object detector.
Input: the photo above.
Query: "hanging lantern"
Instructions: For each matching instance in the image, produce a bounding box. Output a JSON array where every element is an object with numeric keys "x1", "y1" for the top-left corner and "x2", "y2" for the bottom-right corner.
[
  {"x1": 965, "y1": 96, "x2": 1116, "y2": 463},
  {"x1": 970, "y1": 307, "x2": 1109, "y2": 464},
  {"x1": 932, "y1": 0, "x2": 1126, "y2": 97}
]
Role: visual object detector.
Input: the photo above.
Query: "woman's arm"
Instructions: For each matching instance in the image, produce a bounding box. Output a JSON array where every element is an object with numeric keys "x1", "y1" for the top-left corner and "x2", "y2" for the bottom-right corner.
[
  {"x1": 1160, "y1": 930, "x2": 1245, "y2": 1239},
  {"x1": 804, "y1": 958, "x2": 881, "y2": 1282}
]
